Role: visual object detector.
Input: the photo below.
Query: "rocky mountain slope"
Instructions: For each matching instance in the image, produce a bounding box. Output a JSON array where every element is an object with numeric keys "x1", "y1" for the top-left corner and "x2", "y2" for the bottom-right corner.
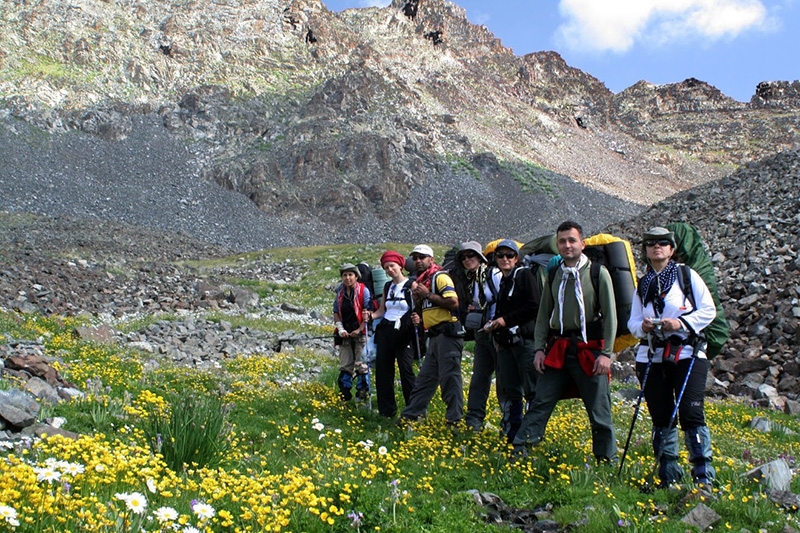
[
  {"x1": 607, "y1": 150, "x2": 800, "y2": 411},
  {"x1": 1, "y1": 0, "x2": 799, "y2": 247}
]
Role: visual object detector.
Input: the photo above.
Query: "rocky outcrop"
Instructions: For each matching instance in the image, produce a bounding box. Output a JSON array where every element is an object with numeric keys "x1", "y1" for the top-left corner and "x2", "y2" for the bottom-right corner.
[
  {"x1": 751, "y1": 81, "x2": 800, "y2": 109},
  {"x1": 612, "y1": 78, "x2": 800, "y2": 165}
]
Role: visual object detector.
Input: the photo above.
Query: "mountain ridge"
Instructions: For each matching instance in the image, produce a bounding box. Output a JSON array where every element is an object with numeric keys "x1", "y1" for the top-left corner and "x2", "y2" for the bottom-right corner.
[{"x1": 1, "y1": 0, "x2": 799, "y2": 246}]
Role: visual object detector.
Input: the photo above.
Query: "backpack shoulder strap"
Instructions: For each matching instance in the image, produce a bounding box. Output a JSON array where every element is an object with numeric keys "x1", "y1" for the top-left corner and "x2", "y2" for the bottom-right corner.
[
  {"x1": 676, "y1": 264, "x2": 695, "y2": 308},
  {"x1": 547, "y1": 260, "x2": 561, "y2": 289},
  {"x1": 383, "y1": 280, "x2": 392, "y2": 299},
  {"x1": 590, "y1": 261, "x2": 601, "y2": 296},
  {"x1": 485, "y1": 267, "x2": 500, "y2": 300},
  {"x1": 676, "y1": 264, "x2": 701, "y2": 336},
  {"x1": 506, "y1": 266, "x2": 524, "y2": 298},
  {"x1": 402, "y1": 279, "x2": 414, "y2": 308},
  {"x1": 589, "y1": 261, "x2": 605, "y2": 315},
  {"x1": 431, "y1": 270, "x2": 442, "y2": 296}
]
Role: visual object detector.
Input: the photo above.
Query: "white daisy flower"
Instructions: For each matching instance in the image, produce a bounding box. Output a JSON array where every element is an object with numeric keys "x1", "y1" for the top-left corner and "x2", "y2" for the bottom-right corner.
[
  {"x1": 62, "y1": 462, "x2": 85, "y2": 476},
  {"x1": 125, "y1": 492, "x2": 147, "y2": 514},
  {"x1": 155, "y1": 506, "x2": 178, "y2": 522},
  {"x1": 0, "y1": 505, "x2": 18, "y2": 525},
  {"x1": 192, "y1": 501, "x2": 215, "y2": 520},
  {"x1": 34, "y1": 466, "x2": 61, "y2": 483}
]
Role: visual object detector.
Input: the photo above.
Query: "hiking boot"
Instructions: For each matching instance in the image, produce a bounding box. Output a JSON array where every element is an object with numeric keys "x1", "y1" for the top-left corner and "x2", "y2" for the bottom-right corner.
[
  {"x1": 355, "y1": 388, "x2": 369, "y2": 402},
  {"x1": 509, "y1": 444, "x2": 529, "y2": 464},
  {"x1": 675, "y1": 483, "x2": 716, "y2": 511},
  {"x1": 394, "y1": 415, "x2": 418, "y2": 429},
  {"x1": 340, "y1": 389, "x2": 353, "y2": 402},
  {"x1": 446, "y1": 420, "x2": 463, "y2": 435},
  {"x1": 466, "y1": 423, "x2": 483, "y2": 433}
]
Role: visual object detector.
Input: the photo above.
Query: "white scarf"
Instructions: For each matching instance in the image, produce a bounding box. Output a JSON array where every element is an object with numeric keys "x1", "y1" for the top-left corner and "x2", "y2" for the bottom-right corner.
[{"x1": 558, "y1": 254, "x2": 589, "y2": 343}]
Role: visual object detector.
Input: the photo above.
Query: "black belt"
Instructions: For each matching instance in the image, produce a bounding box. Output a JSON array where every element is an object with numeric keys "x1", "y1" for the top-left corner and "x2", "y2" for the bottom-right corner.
[{"x1": 641, "y1": 335, "x2": 687, "y2": 347}]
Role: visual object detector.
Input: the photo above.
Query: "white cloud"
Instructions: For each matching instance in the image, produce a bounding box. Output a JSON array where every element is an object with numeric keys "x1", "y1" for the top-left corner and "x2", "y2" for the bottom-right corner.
[
  {"x1": 356, "y1": 0, "x2": 392, "y2": 6},
  {"x1": 556, "y1": 0, "x2": 768, "y2": 52}
]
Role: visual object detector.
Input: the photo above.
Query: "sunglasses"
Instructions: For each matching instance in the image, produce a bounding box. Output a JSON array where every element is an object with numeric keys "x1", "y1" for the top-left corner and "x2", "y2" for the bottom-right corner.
[
  {"x1": 410, "y1": 254, "x2": 428, "y2": 261},
  {"x1": 460, "y1": 252, "x2": 479, "y2": 260},
  {"x1": 495, "y1": 251, "x2": 517, "y2": 259},
  {"x1": 644, "y1": 239, "x2": 672, "y2": 247}
]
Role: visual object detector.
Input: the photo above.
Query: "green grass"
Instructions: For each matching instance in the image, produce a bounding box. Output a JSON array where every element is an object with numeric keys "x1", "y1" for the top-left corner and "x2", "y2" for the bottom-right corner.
[
  {"x1": 444, "y1": 154, "x2": 481, "y2": 180},
  {"x1": 180, "y1": 243, "x2": 452, "y2": 313},
  {"x1": 500, "y1": 159, "x2": 557, "y2": 196}
]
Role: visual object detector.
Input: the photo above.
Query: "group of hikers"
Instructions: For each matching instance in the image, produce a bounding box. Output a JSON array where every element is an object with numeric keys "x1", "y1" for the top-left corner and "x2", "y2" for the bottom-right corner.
[{"x1": 332, "y1": 220, "x2": 719, "y2": 490}]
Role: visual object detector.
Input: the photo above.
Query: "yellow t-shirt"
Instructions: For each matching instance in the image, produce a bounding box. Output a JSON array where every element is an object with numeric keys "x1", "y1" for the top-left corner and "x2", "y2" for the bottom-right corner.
[{"x1": 421, "y1": 272, "x2": 458, "y2": 329}]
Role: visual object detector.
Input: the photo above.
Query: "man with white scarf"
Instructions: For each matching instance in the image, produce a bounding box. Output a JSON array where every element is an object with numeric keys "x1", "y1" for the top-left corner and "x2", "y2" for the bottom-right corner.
[{"x1": 512, "y1": 221, "x2": 618, "y2": 462}]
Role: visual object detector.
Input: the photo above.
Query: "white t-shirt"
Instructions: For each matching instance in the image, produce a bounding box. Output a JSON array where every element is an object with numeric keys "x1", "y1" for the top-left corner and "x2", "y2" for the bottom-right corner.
[{"x1": 383, "y1": 279, "x2": 411, "y2": 323}]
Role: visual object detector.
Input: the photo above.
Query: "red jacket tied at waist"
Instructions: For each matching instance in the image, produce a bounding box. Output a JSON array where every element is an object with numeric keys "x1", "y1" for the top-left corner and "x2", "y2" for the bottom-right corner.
[{"x1": 544, "y1": 337, "x2": 605, "y2": 377}]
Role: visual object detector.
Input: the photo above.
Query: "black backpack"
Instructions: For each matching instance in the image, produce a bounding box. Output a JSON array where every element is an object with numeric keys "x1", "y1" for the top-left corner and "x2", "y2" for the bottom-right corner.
[{"x1": 357, "y1": 262, "x2": 379, "y2": 311}]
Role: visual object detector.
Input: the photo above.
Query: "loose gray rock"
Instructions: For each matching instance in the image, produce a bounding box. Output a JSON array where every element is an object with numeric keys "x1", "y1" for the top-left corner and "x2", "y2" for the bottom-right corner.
[
  {"x1": 681, "y1": 503, "x2": 721, "y2": 530},
  {"x1": 0, "y1": 389, "x2": 40, "y2": 428},
  {"x1": 743, "y1": 458, "x2": 793, "y2": 491}
]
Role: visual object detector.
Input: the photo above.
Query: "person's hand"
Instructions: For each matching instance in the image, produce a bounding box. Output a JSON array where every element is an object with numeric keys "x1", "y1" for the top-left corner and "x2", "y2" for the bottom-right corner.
[
  {"x1": 412, "y1": 284, "x2": 430, "y2": 301},
  {"x1": 659, "y1": 318, "x2": 682, "y2": 333},
  {"x1": 339, "y1": 329, "x2": 350, "y2": 338},
  {"x1": 534, "y1": 350, "x2": 547, "y2": 374},
  {"x1": 411, "y1": 312, "x2": 421, "y2": 326},
  {"x1": 642, "y1": 317, "x2": 657, "y2": 333},
  {"x1": 593, "y1": 354, "x2": 611, "y2": 376}
]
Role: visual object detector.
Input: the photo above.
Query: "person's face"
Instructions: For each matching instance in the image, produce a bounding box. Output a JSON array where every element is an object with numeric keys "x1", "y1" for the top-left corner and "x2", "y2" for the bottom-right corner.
[
  {"x1": 494, "y1": 247, "x2": 518, "y2": 273},
  {"x1": 557, "y1": 228, "x2": 585, "y2": 264},
  {"x1": 459, "y1": 251, "x2": 481, "y2": 272},
  {"x1": 341, "y1": 271, "x2": 358, "y2": 287},
  {"x1": 645, "y1": 239, "x2": 674, "y2": 263},
  {"x1": 383, "y1": 261, "x2": 403, "y2": 279},
  {"x1": 411, "y1": 253, "x2": 432, "y2": 271}
]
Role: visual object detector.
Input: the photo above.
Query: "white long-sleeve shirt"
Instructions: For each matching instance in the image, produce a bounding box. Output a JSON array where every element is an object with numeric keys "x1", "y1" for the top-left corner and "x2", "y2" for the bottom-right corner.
[{"x1": 628, "y1": 266, "x2": 716, "y2": 363}]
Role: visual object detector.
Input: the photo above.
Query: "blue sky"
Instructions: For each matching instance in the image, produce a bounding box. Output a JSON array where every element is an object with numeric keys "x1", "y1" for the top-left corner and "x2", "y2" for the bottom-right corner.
[{"x1": 322, "y1": 0, "x2": 799, "y2": 102}]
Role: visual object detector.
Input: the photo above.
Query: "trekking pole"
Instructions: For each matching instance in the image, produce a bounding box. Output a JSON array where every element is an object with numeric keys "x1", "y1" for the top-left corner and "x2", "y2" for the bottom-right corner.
[
  {"x1": 617, "y1": 340, "x2": 654, "y2": 477},
  {"x1": 364, "y1": 322, "x2": 373, "y2": 411},
  {"x1": 644, "y1": 354, "x2": 696, "y2": 490},
  {"x1": 413, "y1": 323, "x2": 422, "y2": 362}
]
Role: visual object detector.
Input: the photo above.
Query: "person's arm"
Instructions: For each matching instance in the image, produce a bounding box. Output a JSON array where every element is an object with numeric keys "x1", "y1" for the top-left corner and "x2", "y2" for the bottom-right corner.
[
  {"x1": 371, "y1": 293, "x2": 387, "y2": 320},
  {"x1": 533, "y1": 275, "x2": 554, "y2": 373},
  {"x1": 677, "y1": 269, "x2": 717, "y2": 334},
  {"x1": 627, "y1": 287, "x2": 646, "y2": 339},
  {"x1": 333, "y1": 290, "x2": 347, "y2": 337},
  {"x1": 359, "y1": 286, "x2": 373, "y2": 333},
  {"x1": 414, "y1": 273, "x2": 459, "y2": 312},
  {"x1": 333, "y1": 311, "x2": 348, "y2": 338},
  {"x1": 497, "y1": 269, "x2": 539, "y2": 328},
  {"x1": 596, "y1": 266, "x2": 617, "y2": 357}
]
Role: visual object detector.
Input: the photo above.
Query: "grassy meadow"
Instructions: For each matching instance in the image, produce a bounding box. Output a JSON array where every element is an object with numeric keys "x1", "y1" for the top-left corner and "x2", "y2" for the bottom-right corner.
[{"x1": 1, "y1": 244, "x2": 798, "y2": 532}]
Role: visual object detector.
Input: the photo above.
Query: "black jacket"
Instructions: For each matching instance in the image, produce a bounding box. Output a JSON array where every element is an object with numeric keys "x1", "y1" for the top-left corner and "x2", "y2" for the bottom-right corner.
[{"x1": 494, "y1": 267, "x2": 542, "y2": 338}]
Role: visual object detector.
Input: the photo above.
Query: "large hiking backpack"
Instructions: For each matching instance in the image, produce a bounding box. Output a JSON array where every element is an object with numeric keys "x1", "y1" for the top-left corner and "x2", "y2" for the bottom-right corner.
[
  {"x1": 545, "y1": 234, "x2": 638, "y2": 352},
  {"x1": 519, "y1": 234, "x2": 559, "y2": 283},
  {"x1": 665, "y1": 223, "x2": 730, "y2": 358},
  {"x1": 584, "y1": 234, "x2": 638, "y2": 351},
  {"x1": 440, "y1": 246, "x2": 460, "y2": 272},
  {"x1": 484, "y1": 238, "x2": 524, "y2": 266},
  {"x1": 356, "y1": 262, "x2": 379, "y2": 311}
]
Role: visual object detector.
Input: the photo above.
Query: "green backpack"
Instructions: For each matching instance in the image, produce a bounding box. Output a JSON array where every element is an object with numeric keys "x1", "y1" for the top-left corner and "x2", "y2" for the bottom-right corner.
[{"x1": 666, "y1": 223, "x2": 730, "y2": 358}]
